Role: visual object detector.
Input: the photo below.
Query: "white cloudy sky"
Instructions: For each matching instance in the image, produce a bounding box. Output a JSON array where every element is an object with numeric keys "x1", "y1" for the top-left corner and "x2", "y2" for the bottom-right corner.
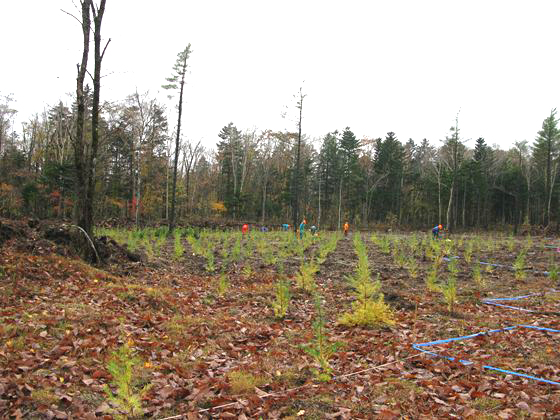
[{"x1": 2, "y1": 0, "x2": 560, "y2": 150}]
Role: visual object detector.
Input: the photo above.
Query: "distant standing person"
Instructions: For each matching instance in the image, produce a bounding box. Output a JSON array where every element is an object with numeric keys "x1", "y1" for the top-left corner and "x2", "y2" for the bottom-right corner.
[
  {"x1": 242, "y1": 223, "x2": 249, "y2": 236},
  {"x1": 299, "y1": 219, "x2": 307, "y2": 240},
  {"x1": 432, "y1": 224, "x2": 442, "y2": 239},
  {"x1": 282, "y1": 223, "x2": 290, "y2": 231},
  {"x1": 343, "y1": 221, "x2": 349, "y2": 237}
]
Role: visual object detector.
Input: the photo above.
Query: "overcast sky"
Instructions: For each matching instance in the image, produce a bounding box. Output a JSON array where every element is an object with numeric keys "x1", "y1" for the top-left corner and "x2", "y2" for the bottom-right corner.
[{"x1": 2, "y1": 0, "x2": 560, "y2": 151}]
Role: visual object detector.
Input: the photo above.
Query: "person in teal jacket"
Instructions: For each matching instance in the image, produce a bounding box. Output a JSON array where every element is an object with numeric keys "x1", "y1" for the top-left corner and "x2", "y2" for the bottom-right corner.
[{"x1": 299, "y1": 219, "x2": 307, "y2": 239}]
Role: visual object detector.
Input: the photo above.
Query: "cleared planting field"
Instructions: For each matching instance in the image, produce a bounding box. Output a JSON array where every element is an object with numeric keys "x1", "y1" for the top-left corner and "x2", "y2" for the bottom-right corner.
[{"x1": 1, "y1": 227, "x2": 560, "y2": 418}]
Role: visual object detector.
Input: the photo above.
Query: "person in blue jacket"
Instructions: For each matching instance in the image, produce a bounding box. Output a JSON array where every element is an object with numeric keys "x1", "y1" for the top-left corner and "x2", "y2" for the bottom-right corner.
[{"x1": 432, "y1": 224, "x2": 443, "y2": 239}]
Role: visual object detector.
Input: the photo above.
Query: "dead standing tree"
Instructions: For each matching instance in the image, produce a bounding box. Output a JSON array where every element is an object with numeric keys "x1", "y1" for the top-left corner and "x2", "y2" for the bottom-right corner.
[
  {"x1": 163, "y1": 45, "x2": 192, "y2": 234},
  {"x1": 68, "y1": 0, "x2": 110, "y2": 260},
  {"x1": 292, "y1": 87, "x2": 306, "y2": 235},
  {"x1": 441, "y1": 113, "x2": 465, "y2": 233}
]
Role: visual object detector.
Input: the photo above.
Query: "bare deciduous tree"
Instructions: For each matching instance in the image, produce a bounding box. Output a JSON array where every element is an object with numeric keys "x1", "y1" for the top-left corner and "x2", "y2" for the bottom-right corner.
[{"x1": 163, "y1": 44, "x2": 192, "y2": 233}]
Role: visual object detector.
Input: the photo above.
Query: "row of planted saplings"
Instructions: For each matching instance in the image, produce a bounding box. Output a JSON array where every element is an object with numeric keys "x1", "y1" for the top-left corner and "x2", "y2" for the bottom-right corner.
[
  {"x1": 95, "y1": 226, "x2": 197, "y2": 258},
  {"x1": 295, "y1": 231, "x2": 539, "y2": 381},
  {"x1": 184, "y1": 229, "x2": 332, "y2": 298},
  {"x1": 371, "y1": 233, "x2": 560, "y2": 314},
  {"x1": 187, "y1": 229, "x2": 317, "y2": 274},
  {"x1": 272, "y1": 231, "x2": 340, "y2": 317},
  {"x1": 274, "y1": 232, "x2": 397, "y2": 380}
]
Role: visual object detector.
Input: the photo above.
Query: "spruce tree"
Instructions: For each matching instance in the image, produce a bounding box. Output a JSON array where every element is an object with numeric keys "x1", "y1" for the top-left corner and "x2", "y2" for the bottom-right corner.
[
  {"x1": 338, "y1": 127, "x2": 363, "y2": 224},
  {"x1": 532, "y1": 109, "x2": 560, "y2": 225},
  {"x1": 373, "y1": 132, "x2": 404, "y2": 221}
]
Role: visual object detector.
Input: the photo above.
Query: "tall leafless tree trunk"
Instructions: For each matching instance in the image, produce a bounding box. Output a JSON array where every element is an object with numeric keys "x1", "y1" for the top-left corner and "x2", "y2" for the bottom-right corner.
[
  {"x1": 462, "y1": 176, "x2": 467, "y2": 227},
  {"x1": 239, "y1": 131, "x2": 256, "y2": 200},
  {"x1": 317, "y1": 174, "x2": 321, "y2": 228},
  {"x1": 261, "y1": 181, "x2": 267, "y2": 224},
  {"x1": 163, "y1": 45, "x2": 191, "y2": 233},
  {"x1": 86, "y1": 0, "x2": 109, "y2": 236},
  {"x1": 337, "y1": 177, "x2": 342, "y2": 231},
  {"x1": 292, "y1": 87, "x2": 305, "y2": 235},
  {"x1": 165, "y1": 135, "x2": 172, "y2": 220},
  {"x1": 69, "y1": 0, "x2": 109, "y2": 260},
  {"x1": 230, "y1": 138, "x2": 238, "y2": 218},
  {"x1": 446, "y1": 181, "x2": 454, "y2": 230},
  {"x1": 545, "y1": 135, "x2": 552, "y2": 225},
  {"x1": 169, "y1": 81, "x2": 184, "y2": 232},
  {"x1": 72, "y1": 0, "x2": 91, "y2": 238},
  {"x1": 431, "y1": 158, "x2": 443, "y2": 224},
  {"x1": 184, "y1": 139, "x2": 202, "y2": 214},
  {"x1": 547, "y1": 161, "x2": 559, "y2": 225},
  {"x1": 132, "y1": 91, "x2": 147, "y2": 227},
  {"x1": 443, "y1": 114, "x2": 463, "y2": 232}
]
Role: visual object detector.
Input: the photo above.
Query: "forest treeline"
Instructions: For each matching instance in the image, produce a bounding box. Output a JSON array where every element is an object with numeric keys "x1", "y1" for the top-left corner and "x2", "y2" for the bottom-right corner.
[{"x1": 1, "y1": 91, "x2": 559, "y2": 231}]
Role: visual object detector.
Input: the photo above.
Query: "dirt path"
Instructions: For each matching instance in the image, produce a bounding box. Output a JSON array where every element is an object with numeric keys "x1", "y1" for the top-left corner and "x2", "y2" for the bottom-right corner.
[{"x1": 319, "y1": 233, "x2": 355, "y2": 284}]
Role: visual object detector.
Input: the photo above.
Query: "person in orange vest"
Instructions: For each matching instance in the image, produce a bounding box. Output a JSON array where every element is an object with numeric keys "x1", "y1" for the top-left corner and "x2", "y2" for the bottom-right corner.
[
  {"x1": 242, "y1": 223, "x2": 249, "y2": 236},
  {"x1": 343, "y1": 221, "x2": 349, "y2": 237}
]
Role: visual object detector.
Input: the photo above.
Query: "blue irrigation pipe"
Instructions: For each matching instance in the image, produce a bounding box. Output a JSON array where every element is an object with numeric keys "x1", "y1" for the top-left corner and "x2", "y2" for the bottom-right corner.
[
  {"x1": 478, "y1": 261, "x2": 511, "y2": 269},
  {"x1": 442, "y1": 254, "x2": 552, "y2": 276},
  {"x1": 483, "y1": 302, "x2": 535, "y2": 312},
  {"x1": 483, "y1": 291, "x2": 560, "y2": 313},
  {"x1": 477, "y1": 259, "x2": 552, "y2": 276},
  {"x1": 412, "y1": 325, "x2": 560, "y2": 386}
]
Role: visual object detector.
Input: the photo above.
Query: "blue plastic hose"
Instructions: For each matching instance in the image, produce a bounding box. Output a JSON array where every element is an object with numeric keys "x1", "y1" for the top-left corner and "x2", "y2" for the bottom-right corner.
[
  {"x1": 483, "y1": 291, "x2": 560, "y2": 313},
  {"x1": 412, "y1": 325, "x2": 560, "y2": 386}
]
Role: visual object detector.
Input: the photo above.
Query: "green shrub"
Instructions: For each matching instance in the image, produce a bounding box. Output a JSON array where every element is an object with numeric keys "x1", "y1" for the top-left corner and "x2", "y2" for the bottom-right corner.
[
  {"x1": 216, "y1": 272, "x2": 229, "y2": 296},
  {"x1": 339, "y1": 233, "x2": 394, "y2": 327},
  {"x1": 472, "y1": 263, "x2": 485, "y2": 289},
  {"x1": 104, "y1": 341, "x2": 151, "y2": 419},
  {"x1": 425, "y1": 265, "x2": 440, "y2": 292},
  {"x1": 463, "y1": 242, "x2": 473, "y2": 264},
  {"x1": 513, "y1": 252, "x2": 526, "y2": 280},
  {"x1": 205, "y1": 249, "x2": 215, "y2": 272},
  {"x1": 296, "y1": 261, "x2": 318, "y2": 293},
  {"x1": 441, "y1": 276, "x2": 457, "y2": 314},
  {"x1": 548, "y1": 261, "x2": 559, "y2": 282},
  {"x1": 339, "y1": 295, "x2": 395, "y2": 327},
  {"x1": 173, "y1": 230, "x2": 184, "y2": 259},
  {"x1": 272, "y1": 278, "x2": 291, "y2": 319},
  {"x1": 230, "y1": 235, "x2": 242, "y2": 263},
  {"x1": 242, "y1": 264, "x2": 252, "y2": 278},
  {"x1": 407, "y1": 258, "x2": 418, "y2": 278},
  {"x1": 302, "y1": 297, "x2": 341, "y2": 381},
  {"x1": 447, "y1": 258, "x2": 459, "y2": 276}
]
